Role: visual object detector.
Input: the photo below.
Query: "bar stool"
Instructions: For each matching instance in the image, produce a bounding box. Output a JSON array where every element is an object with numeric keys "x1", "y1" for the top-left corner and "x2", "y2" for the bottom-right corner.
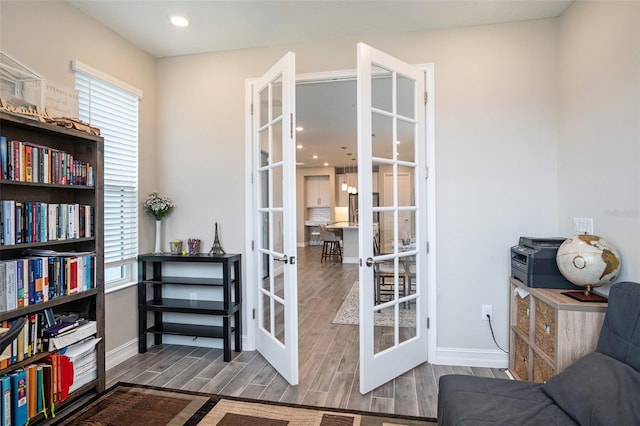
[{"x1": 319, "y1": 224, "x2": 342, "y2": 262}]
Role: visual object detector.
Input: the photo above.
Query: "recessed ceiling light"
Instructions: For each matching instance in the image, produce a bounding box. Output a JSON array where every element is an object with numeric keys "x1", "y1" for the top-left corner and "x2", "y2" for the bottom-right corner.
[
  {"x1": 323, "y1": 162, "x2": 329, "y2": 166},
  {"x1": 296, "y1": 126, "x2": 304, "y2": 132},
  {"x1": 312, "y1": 154, "x2": 318, "y2": 159},
  {"x1": 170, "y1": 15, "x2": 190, "y2": 27},
  {"x1": 297, "y1": 144, "x2": 303, "y2": 149}
]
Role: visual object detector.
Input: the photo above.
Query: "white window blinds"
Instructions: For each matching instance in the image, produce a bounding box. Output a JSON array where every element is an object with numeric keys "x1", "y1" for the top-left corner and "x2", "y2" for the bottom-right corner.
[{"x1": 73, "y1": 64, "x2": 140, "y2": 271}]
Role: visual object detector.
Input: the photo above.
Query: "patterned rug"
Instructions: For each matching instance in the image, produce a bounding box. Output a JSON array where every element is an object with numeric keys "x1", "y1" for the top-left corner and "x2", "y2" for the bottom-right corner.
[
  {"x1": 54, "y1": 383, "x2": 437, "y2": 425},
  {"x1": 332, "y1": 282, "x2": 417, "y2": 327}
]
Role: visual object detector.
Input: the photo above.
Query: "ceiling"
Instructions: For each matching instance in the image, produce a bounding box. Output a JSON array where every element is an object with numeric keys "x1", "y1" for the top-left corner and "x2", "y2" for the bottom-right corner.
[{"x1": 66, "y1": 0, "x2": 572, "y2": 168}]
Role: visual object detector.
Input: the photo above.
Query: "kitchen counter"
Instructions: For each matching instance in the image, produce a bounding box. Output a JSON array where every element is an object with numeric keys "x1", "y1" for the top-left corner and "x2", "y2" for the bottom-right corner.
[{"x1": 327, "y1": 222, "x2": 359, "y2": 264}]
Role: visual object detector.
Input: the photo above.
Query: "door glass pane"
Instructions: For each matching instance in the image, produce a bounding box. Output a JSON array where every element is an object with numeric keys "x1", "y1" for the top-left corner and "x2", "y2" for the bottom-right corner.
[
  {"x1": 397, "y1": 119, "x2": 415, "y2": 163},
  {"x1": 261, "y1": 291, "x2": 271, "y2": 333},
  {"x1": 274, "y1": 300, "x2": 285, "y2": 345},
  {"x1": 404, "y1": 256, "x2": 417, "y2": 299},
  {"x1": 272, "y1": 120, "x2": 283, "y2": 164},
  {"x1": 261, "y1": 257, "x2": 271, "y2": 291},
  {"x1": 259, "y1": 171, "x2": 268, "y2": 208},
  {"x1": 379, "y1": 210, "x2": 394, "y2": 254},
  {"x1": 259, "y1": 87, "x2": 269, "y2": 127},
  {"x1": 260, "y1": 130, "x2": 269, "y2": 166},
  {"x1": 397, "y1": 74, "x2": 415, "y2": 119},
  {"x1": 273, "y1": 166, "x2": 283, "y2": 208},
  {"x1": 372, "y1": 113, "x2": 393, "y2": 160},
  {"x1": 372, "y1": 65, "x2": 392, "y2": 113},
  {"x1": 399, "y1": 307, "x2": 417, "y2": 344},
  {"x1": 398, "y1": 210, "x2": 416, "y2": 245},
  {"x1": 272, "y1": 76, "x2": 283, "y2": 120},
  {"x1": 274, "y1": 264, "x2": 285, "y2": 300},
  {"x1": 374, "y1": 309, "x2": 395, "y2": 354},
  {"x1": 260, "y1": 212, "x2": 269, "y2": 249},
  {"x1": 273, "y1": 211, "x2": 284, "y2": 254},
  {"x1": 375, "y1": 260, "x2": 396, "y2": 307}
]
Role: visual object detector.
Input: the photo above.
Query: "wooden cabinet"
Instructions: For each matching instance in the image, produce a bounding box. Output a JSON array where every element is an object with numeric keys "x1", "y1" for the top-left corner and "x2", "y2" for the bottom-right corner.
[
  {"x1": 306, "y1": 175, "x2": 330, "y2": 207},
  {"x1": 137, "y1": 253, "x2": 242, "y2": 361},
  {"x1": 509, "y1": 278, "x2": 607, "y2": 382},
  {"x1": 0, "y1": 111, "x2": 105, "y2": 421}
]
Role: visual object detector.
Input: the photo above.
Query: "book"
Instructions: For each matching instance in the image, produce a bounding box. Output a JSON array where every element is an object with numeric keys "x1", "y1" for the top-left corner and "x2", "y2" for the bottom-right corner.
[
  {"x1": 0, "y1": 375, "x2": 10, "y2": 426},
  {"x1": 0, "y1": 136, "x2": 7, "y2": 181},
  {"x1": 9, "y1": 369, "x2": 27, "y2": 426},
  {"x1": 26, "y1": 365, "x2": 36, "y2": 419},
  {"x1": 4, "y1": 262, "x2": 17, "y2": 312},
  {"x1": 0, "y1": 263, "x2": 6, "y2": 313}
]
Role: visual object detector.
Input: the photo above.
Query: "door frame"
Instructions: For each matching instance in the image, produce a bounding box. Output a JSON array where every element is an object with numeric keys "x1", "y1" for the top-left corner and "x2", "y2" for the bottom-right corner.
[{"x1": 244, "y1": 64, "x2": 437, "y2": 363}]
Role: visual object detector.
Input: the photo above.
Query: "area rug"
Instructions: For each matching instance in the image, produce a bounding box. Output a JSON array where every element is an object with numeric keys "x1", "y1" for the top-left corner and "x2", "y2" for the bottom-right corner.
[
  {"x1": 54, "y1": 382, "x2": 437, "y2": 425},
  {"x1": 332, "y1": 282, "x2": 416, "y2": 327}
]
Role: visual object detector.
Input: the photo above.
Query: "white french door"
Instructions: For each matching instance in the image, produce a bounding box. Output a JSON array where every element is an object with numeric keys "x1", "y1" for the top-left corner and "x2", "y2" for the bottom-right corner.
[
  {"x1": 253, "y1": 52, "x2": 299, "y2": 385},
  {"x1": 357, "y1": 43, "x2": 428, "y2": 393}
]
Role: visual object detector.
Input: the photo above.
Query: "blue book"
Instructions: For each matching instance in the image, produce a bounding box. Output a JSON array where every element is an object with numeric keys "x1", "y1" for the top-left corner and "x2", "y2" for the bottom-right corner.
[
  {"x1": 15, "y1": 259, "x2": 24, "y2": 308},
  {"x1": 9, "y1": 369, "x2": 27, "y2": 426},
  {"x1": 0, "y1": 136, "x2": 6, "y2": 180},
  {"x1": 0, "y1": 375, "x2": 10, "y2": 426},
  {"x1": 1, "y1": 201, "x2": 13, "y2": 246}
]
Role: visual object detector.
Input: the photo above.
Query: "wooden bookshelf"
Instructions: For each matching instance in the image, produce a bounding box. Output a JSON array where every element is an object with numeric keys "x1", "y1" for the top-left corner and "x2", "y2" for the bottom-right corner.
[{"x1": 0, "y1": 111, "x2": 104, "y2": 423}]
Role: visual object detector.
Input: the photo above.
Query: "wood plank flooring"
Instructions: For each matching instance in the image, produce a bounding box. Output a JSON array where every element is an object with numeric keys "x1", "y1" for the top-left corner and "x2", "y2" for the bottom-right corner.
[{"x1": 107, "y1": 246, "x2": 508, "y2": 418}]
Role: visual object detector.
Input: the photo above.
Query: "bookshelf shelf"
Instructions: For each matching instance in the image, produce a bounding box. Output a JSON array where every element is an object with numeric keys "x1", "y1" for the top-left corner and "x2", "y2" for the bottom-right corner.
[
  {"x1": 0, "y1": 110, "x2": 104, "y2": 423},
  {"x1": 137, "y1": 253, "x2": 242, "y2": 362}
]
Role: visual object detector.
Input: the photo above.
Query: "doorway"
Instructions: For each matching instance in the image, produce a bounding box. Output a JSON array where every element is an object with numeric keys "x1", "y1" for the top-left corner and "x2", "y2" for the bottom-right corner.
[{"x1": 242, "y1": 54, "x2": 435, "y2": 396}]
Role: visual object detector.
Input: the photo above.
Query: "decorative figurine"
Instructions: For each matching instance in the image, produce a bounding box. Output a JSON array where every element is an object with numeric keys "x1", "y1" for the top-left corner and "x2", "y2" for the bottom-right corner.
[{"x1": 208, "y1": 222, "x2": 226, "y2": 255}]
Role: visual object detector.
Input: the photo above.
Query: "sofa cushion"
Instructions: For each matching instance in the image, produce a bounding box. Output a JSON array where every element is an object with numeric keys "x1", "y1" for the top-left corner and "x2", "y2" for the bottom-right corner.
[
  {"x1": 438, "y1": 375, "x2": 577, "y2": 425},
  {"x1": 542, "y1": 352, "x2": 640, "y2": 425},
  {"x1": 596, "y1": 281, "x2": 640, "y2": 371}
]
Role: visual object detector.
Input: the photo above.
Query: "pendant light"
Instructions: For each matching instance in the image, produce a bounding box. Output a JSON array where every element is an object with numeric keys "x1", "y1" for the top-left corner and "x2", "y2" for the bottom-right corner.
[{"x1": 341, "y1": 147, "x2": 348, "y2": 192}]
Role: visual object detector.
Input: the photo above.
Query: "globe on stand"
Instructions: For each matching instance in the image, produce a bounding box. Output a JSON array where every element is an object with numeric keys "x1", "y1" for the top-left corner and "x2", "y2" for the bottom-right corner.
[{"x1": 556, "y1": 235, "x2": 621, "y2": 302}]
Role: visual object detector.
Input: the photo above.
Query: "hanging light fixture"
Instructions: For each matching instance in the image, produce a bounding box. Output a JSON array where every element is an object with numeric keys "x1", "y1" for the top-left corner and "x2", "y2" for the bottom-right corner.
[
  {"x1": 341, "y1": 147, "x2": 348, "y2": 192},
  {"x1": 348, "y1": 155, "x2": 357, "y2": 194}
]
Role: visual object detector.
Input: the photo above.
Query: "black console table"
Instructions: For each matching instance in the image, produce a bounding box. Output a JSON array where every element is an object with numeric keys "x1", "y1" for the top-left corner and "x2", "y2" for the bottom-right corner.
[{"x1": 137, "y1": 253, "x2": 242, "y2": 361}]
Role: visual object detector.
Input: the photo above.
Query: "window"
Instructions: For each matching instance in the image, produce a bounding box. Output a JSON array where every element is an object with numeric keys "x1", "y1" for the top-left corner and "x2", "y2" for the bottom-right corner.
[{"x1": 73, "y1": 61, "x2": 141, "y2": 291}]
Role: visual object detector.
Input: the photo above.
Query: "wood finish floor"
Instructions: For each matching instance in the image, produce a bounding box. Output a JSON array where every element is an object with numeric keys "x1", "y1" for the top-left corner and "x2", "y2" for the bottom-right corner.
[{"x1": 107, "y1": 246, "x2": 508, "y2": 418}]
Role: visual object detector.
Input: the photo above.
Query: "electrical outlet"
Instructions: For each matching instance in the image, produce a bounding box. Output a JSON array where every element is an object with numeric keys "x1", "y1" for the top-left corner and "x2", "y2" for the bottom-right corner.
[
  {"x1": 482, "y1": 304, "x2": 492, "y2": 321},
  {"x1": 189, "y1": 293, "x2": 197, "y2": 301}
]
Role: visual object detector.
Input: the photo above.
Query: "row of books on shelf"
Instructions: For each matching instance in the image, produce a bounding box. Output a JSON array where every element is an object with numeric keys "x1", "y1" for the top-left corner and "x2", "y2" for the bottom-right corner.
[
  {"x1": 0, "y1": 311, "x2": 97, "y2": 369},
  {"x1": 0, "y1": 337, "x2": 99, "y2": 426},
  {"x1": 0, "y1": 200, "x2": 94, "y2": 246},
  {"x1": 0, "y1": 254, "x2": 96, "y2": 312},
  {"x1": 0, "y1": 136, "x2": 94, "y2": 186}
]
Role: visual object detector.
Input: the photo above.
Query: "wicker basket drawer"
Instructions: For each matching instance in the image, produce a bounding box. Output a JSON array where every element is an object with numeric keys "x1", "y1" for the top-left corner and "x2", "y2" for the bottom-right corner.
[
  {"x1": 533, "y1": 352, "x2": 555, "y2": 383},
  {"x1": 515, "y1": 293, "x2": 530, "y2": 336},
  {"x1": 513, "y1": 333, "x2": 530, "y2": 381},
  {"x1": 534, "y1": 299, "x2": 556, "y2": 358}
]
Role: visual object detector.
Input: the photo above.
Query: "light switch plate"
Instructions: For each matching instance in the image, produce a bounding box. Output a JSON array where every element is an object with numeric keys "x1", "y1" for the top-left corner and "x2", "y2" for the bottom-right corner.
[{"x1": 573, "y1": 217, "x2": 593, "y2": 235}]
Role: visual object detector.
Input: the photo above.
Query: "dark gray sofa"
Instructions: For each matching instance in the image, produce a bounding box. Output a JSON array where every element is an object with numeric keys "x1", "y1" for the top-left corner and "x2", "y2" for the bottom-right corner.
[{"x1": 437, "y1": 281, "x2": 640, "y2": 425}]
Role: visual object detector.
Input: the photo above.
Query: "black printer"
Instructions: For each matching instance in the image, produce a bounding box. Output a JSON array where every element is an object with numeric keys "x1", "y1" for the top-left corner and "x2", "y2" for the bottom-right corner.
[{"x1": 511, "y1": 237, "x2": 578, "y2": 289}]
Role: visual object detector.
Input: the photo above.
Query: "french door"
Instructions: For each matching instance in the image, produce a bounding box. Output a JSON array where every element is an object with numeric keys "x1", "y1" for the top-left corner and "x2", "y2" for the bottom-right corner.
[
  {"x1": 252, "y1": 52, "x2": 299, "y2": 385},
  {"x1": 357, "y1": 43, "x2": 428, "y2": 393}
]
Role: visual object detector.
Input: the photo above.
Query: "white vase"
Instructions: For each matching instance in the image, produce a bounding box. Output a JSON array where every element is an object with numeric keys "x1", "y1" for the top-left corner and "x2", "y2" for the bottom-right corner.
[{"x1": 153, "y1": 220, "x2": 162, "y2": 254}]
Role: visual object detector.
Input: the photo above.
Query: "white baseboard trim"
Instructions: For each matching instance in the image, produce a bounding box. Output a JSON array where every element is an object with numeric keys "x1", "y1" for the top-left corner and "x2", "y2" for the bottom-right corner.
[
  {"x1": 342, "y1": 256, "x2": 358, "y2": 264},
  {"x1": 106, "y1": 335, "x2": 251, "y2": 371},
  {"x1": 106, "y1": 338, "x2": 139, "y2": 371},
  {"x1": 434, "y1": 346, "x2": 509, "y2": 369}
]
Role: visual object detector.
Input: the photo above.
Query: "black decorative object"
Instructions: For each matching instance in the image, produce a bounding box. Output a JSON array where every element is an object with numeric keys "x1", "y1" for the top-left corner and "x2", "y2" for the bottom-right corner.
[{"x1": 209, "y1": 222, "x2": 226, "y2": 255}]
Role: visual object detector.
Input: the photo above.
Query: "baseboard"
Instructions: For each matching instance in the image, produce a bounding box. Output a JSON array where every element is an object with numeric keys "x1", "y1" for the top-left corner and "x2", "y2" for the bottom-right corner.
[
  {"x1": 106, "y1": 335, "x2": 251, "y2": 370},
  {"x1": 106, "y1": 338, "x2": 139, "y2": 370},
  {"x1": 434, "y1": 346, "x2": 509, "y2": 369}
]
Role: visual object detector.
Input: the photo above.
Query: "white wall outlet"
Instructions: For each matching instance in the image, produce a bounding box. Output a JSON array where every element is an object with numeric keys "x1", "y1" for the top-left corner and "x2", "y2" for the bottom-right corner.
[
  {"x1": 482, "y1": 304, "x2": 493, "y2": 321},
  {"x1": 189, "y1": 293, "x2": 197, "y2": 301},
  {"x1": 573, "y1": 217, "x2": 593, "y2": 235}
]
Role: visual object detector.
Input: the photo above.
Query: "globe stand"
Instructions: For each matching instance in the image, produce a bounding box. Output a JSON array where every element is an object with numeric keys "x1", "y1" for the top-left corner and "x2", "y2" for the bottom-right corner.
[{"x1": 562, "y1": 286, "x2": 608, "y2": 303}]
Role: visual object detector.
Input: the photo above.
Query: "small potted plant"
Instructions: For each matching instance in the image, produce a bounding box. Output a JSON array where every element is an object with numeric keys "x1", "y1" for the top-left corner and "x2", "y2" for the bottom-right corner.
[{"x1": 143, "y1": 192, "x2": 175, "y2": 253}]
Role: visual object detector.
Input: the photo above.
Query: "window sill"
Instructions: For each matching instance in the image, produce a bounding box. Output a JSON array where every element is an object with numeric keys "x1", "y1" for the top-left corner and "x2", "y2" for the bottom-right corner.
[{"x1": 105, "y1": 280, "x2": 137, "y2": 294}]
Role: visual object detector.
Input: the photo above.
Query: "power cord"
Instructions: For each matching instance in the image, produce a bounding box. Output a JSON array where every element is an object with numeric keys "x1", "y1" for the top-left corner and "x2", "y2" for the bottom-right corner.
[{"x1": 487, "y1": 313, "x2": 509, "y2": 354}]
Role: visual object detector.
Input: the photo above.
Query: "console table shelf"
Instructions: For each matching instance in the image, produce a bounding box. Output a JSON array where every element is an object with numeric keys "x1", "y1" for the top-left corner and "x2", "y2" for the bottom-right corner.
[{"x1": 137, "y1": 253, "x2": 242, "y2": 361}]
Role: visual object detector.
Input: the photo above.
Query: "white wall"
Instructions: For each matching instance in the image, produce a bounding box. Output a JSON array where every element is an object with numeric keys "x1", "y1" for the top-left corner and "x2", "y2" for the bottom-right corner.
[
  {"x1": 557, "y1": 1, "x2": 640, "y2": 286},
  {"x1": 156, "y1": 18, "x2": 560, "y2": 364},
  {"x1": 0, "y1": 1, "x2": 157, "y2": 355}
]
